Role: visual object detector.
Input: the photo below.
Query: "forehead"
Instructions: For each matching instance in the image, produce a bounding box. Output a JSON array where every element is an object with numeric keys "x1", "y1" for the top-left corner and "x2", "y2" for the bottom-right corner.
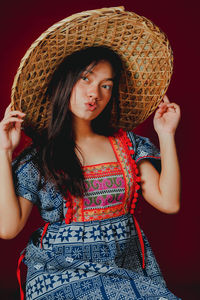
[{"x1": 85, "y1": 60, "x2": 114, "y2": 78}]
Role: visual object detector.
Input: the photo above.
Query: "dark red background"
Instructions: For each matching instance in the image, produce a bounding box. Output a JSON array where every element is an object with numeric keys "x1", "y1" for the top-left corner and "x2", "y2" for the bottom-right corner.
[{"x1": 0, "y1": 1, "x2": 199, "y2": 299}]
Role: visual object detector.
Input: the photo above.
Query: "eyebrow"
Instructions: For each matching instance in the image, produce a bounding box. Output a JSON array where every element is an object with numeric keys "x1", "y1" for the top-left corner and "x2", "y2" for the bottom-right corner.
[
  {"x1": 83, "y1": 68, "x2": 114, "y2": 82},
  {"x1": 103, "y1": 78, "x2": 114, "y2": 82}
]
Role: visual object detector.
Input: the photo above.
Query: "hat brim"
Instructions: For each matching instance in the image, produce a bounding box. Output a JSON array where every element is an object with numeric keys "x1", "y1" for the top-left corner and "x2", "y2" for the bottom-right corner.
[{"x1": 11, "y1": 6, "x2": 173, "y2": 133}]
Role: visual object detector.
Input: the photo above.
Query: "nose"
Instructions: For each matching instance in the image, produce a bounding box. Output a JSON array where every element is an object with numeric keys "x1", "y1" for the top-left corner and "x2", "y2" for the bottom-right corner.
[{"x1": 87, "y1": 84, "x2": 101, "y2": 102}]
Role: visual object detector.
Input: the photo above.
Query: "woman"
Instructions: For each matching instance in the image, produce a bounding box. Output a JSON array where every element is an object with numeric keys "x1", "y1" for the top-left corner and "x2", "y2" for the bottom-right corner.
[
  {"x1": 0, "y1": 7, "x2": 181, "y2": 300},
  {"x1": 0, "y1": 46, "x2": 180, "y2": 299}
]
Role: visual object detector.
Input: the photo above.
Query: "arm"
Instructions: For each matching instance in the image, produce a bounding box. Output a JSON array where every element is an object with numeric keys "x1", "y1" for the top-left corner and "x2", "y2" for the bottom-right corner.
[
  {"x1": 138, "y1": 95, "x2": 181, "y2": 214},
  {"x1": 0, "y1": 105, "x2": 33, "y2": 239}
]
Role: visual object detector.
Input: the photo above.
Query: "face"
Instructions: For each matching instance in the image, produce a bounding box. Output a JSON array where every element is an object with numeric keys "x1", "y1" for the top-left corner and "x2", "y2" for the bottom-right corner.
[{"x1": 69, "y1": 60, "x2": 114, "y2": 122}]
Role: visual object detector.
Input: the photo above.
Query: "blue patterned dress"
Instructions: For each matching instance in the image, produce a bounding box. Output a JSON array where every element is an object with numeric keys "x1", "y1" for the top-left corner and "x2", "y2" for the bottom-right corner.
[{"x1": 13, "y1": 130, "x2": 181, "y2": 300}]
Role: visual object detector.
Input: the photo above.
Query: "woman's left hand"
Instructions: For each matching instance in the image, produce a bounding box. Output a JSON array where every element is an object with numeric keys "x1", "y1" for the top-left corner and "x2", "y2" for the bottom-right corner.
[{"x1": 153, "y1": 94, "x2": 181, "y2": 136}]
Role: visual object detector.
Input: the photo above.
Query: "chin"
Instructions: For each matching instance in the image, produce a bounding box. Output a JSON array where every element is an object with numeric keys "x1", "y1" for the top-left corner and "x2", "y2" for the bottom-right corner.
[{"x1": 72, "y1": 114, "x2": 97, "y2": 122}]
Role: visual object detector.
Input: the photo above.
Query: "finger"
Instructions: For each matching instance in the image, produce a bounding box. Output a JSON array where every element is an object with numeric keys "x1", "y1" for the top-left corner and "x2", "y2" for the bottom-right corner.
[
  {"x1": 4, "y1": 104, "x2": 12, "y2": 117},
  {"x1": 166, "y1": 103, "x2": 181, "y2": 113},
  {"x1": 2, "y1": 117, "x2": 24, "y2": 126},
  {"x1": 163, "y1": 94, "x2": 170, "y2": 103},
  {"x1": 157, "y1": 105, "x2": 168, "y2": 113},
  {"x1": 174, "y1": 104, "x2": 180, "y2": 114},
  {"x1": 167, "y1": 103, "x2": 180, "y2": 109},
  {"x1": 167, "y1": 107, "x2": 177, "y2": 113},
  {"x1": 158, "y1": 103, "x2": 164, "y2": 107},
  {"x1": 9, "y1": 110, "x2": 25, "y2": 116},
  {"x1": 158, "y1": 101, "x2": 168, "y2": 108},
  {"x1": 154, "y1": 109, "x2": 163, "y2": 118},
  {"x1": 15, "y1": 121, "x2": 22, "y2": 131},
  {"x1": 4, "y1": 110, "x2": 25, "y2": 120},
  {"x1": 158, "y1": 103, "x2": 166, "y2": 109},
  {"x1": 4, "y1": 103, "x2": 25, "y2": 116}
]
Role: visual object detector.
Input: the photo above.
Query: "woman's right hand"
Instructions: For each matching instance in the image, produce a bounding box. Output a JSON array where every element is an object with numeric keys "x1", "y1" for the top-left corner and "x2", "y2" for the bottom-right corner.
[{"x1": 0, "y1": 104, "x2": 25, "y2": 154}]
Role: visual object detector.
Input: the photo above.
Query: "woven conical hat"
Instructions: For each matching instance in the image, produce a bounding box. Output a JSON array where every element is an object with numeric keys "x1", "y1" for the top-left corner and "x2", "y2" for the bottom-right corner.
[{"x1": 11, "y1": 6, "x2": 173, "y2": 133}]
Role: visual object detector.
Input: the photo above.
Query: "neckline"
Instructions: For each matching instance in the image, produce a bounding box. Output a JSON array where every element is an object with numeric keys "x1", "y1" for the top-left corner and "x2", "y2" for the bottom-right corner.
[
  {"x1": 82, "y1": 161, "x2": 120, "y2": 169},
  {"x1": 81, "y1": 136, "x2": 119, "y2": 168}
]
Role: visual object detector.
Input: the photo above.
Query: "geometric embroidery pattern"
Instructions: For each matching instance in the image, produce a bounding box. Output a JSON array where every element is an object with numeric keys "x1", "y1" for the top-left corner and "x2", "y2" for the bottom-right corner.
[
  {"x1": 13, "y1": 131, "x2": 180, "y2": 299},
  {"x1": 24, "y1": 214, "x2": 180, "y2": 299}
]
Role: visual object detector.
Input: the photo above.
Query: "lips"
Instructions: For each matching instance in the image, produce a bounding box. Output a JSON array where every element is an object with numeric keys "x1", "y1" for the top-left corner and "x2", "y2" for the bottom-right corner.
[{"x1": 85, "y1": 102, "x2": 97, "y2": 111}]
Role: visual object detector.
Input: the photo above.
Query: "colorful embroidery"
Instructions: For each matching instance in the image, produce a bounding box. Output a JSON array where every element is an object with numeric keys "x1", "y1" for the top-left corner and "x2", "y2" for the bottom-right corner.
[
  {"x1": 65, "y1": 130, "x2": 137, "y2": 222},
  {"x1": 71, "y1": 162, "x2": 126, "y2": 222}
]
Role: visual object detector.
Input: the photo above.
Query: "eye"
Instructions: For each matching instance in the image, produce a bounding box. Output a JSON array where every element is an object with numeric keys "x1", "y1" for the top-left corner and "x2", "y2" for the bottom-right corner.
[
  {"x1": 81, "y1": 76, "x2": 89, "y2": 82},
  {"x1": 102, "y1": 84, "x2": 112, "y2": 90}
]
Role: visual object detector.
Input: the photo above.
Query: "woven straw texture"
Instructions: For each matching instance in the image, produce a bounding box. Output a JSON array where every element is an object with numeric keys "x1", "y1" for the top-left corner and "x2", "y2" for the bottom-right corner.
[{"x1": 11, "y1": 6, "x2": 173, "y2": 132}]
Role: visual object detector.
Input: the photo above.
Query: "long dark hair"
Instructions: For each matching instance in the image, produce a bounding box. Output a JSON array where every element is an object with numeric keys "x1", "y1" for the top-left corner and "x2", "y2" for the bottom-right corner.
[{"x1": 21, "y1": 47, "x2": 123, "y2": 197}]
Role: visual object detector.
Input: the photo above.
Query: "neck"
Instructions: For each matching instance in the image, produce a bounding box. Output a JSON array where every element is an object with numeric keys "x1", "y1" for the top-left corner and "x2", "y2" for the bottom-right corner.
[{"x1": 72, "y1": 117, "x2": 96, "y2": 142}]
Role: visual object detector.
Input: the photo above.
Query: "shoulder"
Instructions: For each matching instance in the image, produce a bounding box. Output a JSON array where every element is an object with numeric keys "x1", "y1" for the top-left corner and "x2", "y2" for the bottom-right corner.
[
  {"x1": 114, "y1": 129, "x2": 155, "y2": 150},
  {"x1": 126, "y1": 131, "x2": 157, "y2": 154},
  {"x1": 11, "y1": 146, "x2": 41, "y2": 204},
  {"x1": 12, "y1": 145, "x2": 41, "y2": 188},
  {"x1": 12, "y1": 145, "x2": 38, "y2": 172},
  {"x1": 115, "y1": 129, "x2": 161, "y2": 168}
]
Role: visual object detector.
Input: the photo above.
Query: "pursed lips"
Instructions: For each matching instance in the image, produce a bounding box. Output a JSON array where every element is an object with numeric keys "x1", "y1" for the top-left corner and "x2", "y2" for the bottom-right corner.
[{"x1": 85, "y1": 102, "x2": 97, "y2": 111}]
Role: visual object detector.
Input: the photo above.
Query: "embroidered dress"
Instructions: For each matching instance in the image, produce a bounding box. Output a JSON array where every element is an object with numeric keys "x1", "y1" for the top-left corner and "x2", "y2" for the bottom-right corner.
[{"x1": 13, "y1": 130, "x2": 180, "y2": 300}]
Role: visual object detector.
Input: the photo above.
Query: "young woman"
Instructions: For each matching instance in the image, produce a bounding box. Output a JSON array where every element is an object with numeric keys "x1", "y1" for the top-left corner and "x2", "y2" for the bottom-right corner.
[{"x1": 0, "y1": 45, "x2": 181, "y2": 300}]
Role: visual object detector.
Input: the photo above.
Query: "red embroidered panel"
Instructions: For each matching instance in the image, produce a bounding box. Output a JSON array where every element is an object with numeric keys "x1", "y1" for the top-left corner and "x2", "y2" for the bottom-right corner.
[{"x1": 69, "y1": 131, "x2": 136, "y2": 222}]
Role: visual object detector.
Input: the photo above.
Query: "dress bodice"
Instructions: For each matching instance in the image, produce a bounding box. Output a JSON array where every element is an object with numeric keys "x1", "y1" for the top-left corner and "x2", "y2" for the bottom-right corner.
[
  {"x1": 12, "y1": 130, "x2": 160, "y2": 224},
  {"x1": 63, "y1": 132, "x2": 138, "y2": 222}
]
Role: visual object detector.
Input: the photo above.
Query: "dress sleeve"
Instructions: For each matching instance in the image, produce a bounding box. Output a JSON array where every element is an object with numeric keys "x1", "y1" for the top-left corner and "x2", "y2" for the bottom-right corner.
[
  {"x1": 12, "y1": 149, "x2": 40, "y2": 204},
  {"x1": 127, "y1": 131, "x2": 161, "y2": 172}
]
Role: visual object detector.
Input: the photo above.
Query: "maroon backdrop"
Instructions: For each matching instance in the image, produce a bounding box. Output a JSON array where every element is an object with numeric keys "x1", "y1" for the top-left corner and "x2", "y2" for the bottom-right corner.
[{"x1": 0, "y1": 1, "x2": 199, "y2": 299}]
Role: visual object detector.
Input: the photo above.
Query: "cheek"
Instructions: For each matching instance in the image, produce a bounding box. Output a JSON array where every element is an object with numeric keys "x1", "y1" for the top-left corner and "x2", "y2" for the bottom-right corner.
[
  {"x1": 102, "y1": 92, "x2": 112, "y2": 106},
  {"x1": 68, "y1": 94, "x2": 74, "y2": 113},
  {"x1": 69, "y1": 88, "x2": 81, "y2": 111},
  {"x1": 98, "y1": 96, "x2": 111, "y2": 115}
]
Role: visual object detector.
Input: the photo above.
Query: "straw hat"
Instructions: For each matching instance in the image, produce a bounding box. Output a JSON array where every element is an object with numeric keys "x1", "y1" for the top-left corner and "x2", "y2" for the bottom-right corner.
[{"x1": 11, "y1": 6, "x2": 173, "y2": 133}]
